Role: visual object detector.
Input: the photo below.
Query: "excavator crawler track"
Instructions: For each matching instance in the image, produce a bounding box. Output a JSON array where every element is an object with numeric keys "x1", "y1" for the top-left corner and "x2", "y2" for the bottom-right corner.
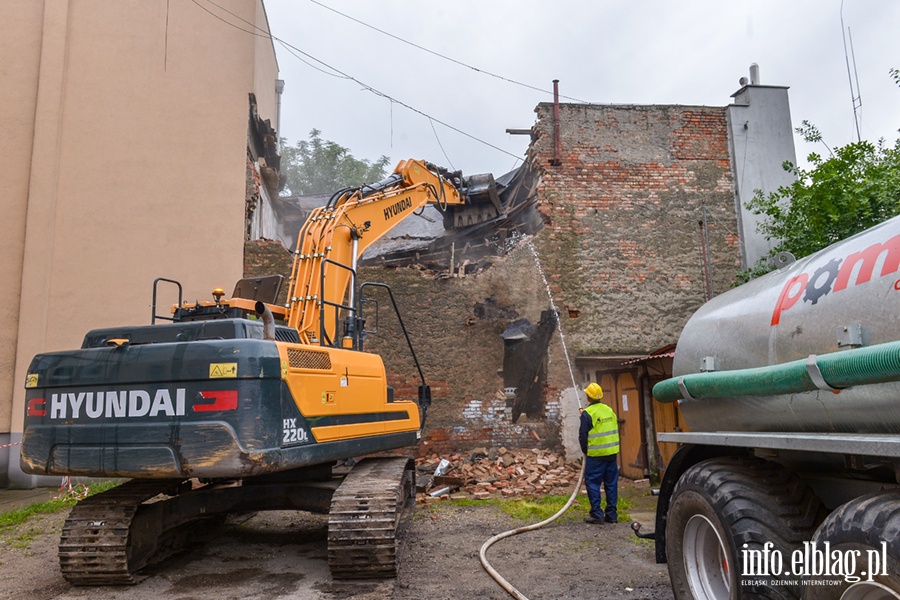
[
  {"x1": 58, "y1": 479, "x2": 195, "y2": 585},
  {"x1": 327, "y1": 457, "x2": 415, "y2": 579}
]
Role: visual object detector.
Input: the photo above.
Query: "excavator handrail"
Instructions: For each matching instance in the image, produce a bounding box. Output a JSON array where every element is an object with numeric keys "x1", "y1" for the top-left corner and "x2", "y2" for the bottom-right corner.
[
  {"x1": 359, "y1": 281, "x2": 431, "y2": 431},
  {"x1": 358, "y1": 282, "x2": 426, "y2": 388},
  {"x1": 319, "y1": 258, "x2": 357, "y2": 348},
  {"x1": 151, "y1": 277, "x2": 183, "y2": 324}
]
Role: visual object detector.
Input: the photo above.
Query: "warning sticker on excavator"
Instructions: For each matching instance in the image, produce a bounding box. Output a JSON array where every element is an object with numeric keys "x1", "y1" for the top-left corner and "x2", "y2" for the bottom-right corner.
[
  {"x1": 209, "y1": 363, "x2": 238, "y2": 378},
  {"x1": 25, "y1": 374, "x2": 39, "y2": 388}
]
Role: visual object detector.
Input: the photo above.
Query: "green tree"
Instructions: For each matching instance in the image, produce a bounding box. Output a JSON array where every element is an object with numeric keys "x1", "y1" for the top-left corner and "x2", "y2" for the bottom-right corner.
[
  {"x1": 740, "y1": 93, "x2": 900, "y2": 283},
  {"x1": 280, "y1": 129, "x2": 391, "y2": 196},
  {"x1": 746, "y1": 135, "x2": 900, "y2": 267}
]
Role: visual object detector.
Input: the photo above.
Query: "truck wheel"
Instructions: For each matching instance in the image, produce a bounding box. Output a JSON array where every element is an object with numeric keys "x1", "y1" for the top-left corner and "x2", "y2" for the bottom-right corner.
[
  {"x1": 801, "y1": 491, "x2": 900, "y2": 600},
  {"x1": 666, "y1": 457, "x2": 822, "y2": 600}
]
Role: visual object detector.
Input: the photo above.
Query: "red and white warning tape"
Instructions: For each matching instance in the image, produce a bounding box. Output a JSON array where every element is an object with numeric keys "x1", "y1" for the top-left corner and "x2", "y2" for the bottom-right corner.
[
  {"x1": 0, "y1": 441, "x2": 88, "y2": 500},
  {"x1": 56, "y1": 476, "x2": 90, "y2": 500}
]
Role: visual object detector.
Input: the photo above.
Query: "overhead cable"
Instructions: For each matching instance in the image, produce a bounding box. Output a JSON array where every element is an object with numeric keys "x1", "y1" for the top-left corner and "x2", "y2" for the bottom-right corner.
[
  {"x1": 429, "y1": 119, "x2": 457, "y2": 171},
  {"x1": 193, "y1": 0, "x2": 523, "y2": 162},
  {"x1": 307, "y1": 0, "x2": 590, "y2": 104}
]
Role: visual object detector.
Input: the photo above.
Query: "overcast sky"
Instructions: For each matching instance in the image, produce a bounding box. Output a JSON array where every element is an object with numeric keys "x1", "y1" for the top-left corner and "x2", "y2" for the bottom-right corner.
[{"x1": 261, "y1": 0, "x2": 899, "y2": 182}]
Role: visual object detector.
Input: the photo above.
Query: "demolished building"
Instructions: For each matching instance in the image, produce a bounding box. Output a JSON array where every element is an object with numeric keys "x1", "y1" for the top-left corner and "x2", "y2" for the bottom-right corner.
[{"x1": 246, "y1": 70, "x2": 797, "y2": 480}]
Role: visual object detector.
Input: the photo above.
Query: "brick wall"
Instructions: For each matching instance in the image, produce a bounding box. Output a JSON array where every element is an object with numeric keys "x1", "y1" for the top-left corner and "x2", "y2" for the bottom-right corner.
[
  {"x1": 242, "y1": 239, "x2": 561, "y2": 456},
  {"x1": 243, "y1": 239, "x2": 293, "y2": 306},
  {"x1": 357, "y1": 261, "x2": 564, "y2": 457},
  {"x1": 528, "y1": 103, "x2": 740, "y2": 356}
]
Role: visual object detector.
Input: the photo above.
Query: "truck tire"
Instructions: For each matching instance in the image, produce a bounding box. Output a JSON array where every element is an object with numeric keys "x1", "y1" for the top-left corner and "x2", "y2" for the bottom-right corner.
[
  {"x1": 801, "y1": 491, "x2": 900, "y2": 599},
  {"x1": 666, "y1": 457, "x2": 822, "y2": 600}
]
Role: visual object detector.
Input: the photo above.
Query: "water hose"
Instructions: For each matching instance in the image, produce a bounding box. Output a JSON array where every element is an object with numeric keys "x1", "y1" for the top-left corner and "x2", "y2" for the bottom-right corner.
[
  {"x1": 479, "y1": 462, "x2": 586, "y2": 600},
  {"x1": 653, "y1": 339, "x2": 900, "y2": 403}
]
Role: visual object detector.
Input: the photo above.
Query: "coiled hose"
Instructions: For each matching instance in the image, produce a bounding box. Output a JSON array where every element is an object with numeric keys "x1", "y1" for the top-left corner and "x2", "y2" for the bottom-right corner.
[{"x1": 479, "y1": 460, "x2": 586, "y2": 599}]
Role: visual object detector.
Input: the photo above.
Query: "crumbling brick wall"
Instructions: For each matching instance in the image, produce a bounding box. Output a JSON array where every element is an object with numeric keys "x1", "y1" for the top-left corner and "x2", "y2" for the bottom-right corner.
[
  {"x1": 242, "y1": 236, "x2": 563, "y2": 456},
  {"x1": 529, "y1": 103, "x2": 740, "y2": 356},
  {"x1": 366, "y1": 103, "x2": 740, "y2": 456},
  {"x1": 243, "y1": 239, "x2": 293, "y2": 307},
  {"x1": 358, "y1": 254, "x2": 570, "y2": 457}
]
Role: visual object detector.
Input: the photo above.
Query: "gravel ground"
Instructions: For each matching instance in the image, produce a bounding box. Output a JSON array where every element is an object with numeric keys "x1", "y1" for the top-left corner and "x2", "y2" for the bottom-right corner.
[
  {"x1": 397, "y1": 492, "x2": 675, "y2": 600},
  {"x1": 0, "y1": 480, "x2": 674, "y2": 600}
]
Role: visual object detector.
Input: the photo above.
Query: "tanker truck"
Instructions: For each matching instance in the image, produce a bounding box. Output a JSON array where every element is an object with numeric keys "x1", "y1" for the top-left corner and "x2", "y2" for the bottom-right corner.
[{"x1": 650, "y1": 215, "x2": 900, "y2": 600}]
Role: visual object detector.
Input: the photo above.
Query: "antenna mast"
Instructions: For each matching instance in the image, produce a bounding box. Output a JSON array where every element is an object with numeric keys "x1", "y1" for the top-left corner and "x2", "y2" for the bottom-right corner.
[{"x1": 841, "y1": 0, "x2": 863, "y2": 142}]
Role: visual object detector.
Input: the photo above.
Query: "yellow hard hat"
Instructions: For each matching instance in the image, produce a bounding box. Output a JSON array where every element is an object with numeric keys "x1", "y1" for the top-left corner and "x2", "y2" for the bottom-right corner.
[{"x1": 584, "y1": 382, "x2": 603, "y2": 401}]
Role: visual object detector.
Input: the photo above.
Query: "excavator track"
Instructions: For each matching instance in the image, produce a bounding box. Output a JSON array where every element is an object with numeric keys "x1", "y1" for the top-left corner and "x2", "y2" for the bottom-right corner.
[
  {"x1": 327, "y1": 457, "x2": 415, "y2": 579},
  {"x1": 58, "y1": 479, "x2": 193, "y2": 585}
]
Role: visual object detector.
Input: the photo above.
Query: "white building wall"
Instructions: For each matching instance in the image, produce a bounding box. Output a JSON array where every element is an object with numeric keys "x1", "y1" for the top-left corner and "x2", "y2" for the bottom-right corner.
[
  {"x1": 1, "y1": 0, "x2": 279, "y2": 487},
  {"x1": 726, "y1": 83, "x2": 798, "y2": 268}
]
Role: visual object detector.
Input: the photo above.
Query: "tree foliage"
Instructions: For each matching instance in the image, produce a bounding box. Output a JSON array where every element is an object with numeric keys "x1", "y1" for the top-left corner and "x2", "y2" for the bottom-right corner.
[
  {"x1": 748, "y1": 136, "x2": 900, "y2": 258},
  {"x1": 740, "y1": 135, "x2": 900, "y2": 282},
  {"x1": 280, "y1": 129, "x2": 391, "y2": 196},
  {"x1": 740, "y1": 70, "x2": 900, "y2": 283}
]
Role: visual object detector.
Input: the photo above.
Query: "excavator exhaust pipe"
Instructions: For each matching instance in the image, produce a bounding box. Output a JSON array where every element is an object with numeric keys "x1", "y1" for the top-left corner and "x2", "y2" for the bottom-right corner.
[{"x1": 255, "y1": 301, "x2": 276, "y2": 341}]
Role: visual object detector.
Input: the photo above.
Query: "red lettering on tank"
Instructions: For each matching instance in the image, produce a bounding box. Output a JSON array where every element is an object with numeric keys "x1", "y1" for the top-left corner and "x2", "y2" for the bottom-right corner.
[
  {"x1": 772, "y1": 232, "x2": 900, "y2": 326},
  {"x1": 833, "y1": 234, "x2": 900, "y2": 291},
  {"x1": 771, "y1": 274, "x2": 808, "y2": 326}
]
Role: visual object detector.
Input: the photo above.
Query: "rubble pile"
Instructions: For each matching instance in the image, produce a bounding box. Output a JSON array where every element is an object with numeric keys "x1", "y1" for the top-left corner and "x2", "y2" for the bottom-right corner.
[{"x1": 415, "y1": 447, "x2": 582, "y2": 501}]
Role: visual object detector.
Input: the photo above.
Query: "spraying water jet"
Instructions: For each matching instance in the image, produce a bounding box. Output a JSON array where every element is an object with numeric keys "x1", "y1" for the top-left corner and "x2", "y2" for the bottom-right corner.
[{"x1": 479, "y1": 236, "x2": 588, "y2": 600}]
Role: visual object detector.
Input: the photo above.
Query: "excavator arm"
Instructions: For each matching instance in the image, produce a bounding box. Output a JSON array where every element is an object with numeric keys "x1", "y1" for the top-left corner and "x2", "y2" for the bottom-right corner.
[{"x1": 285, "y1": 159, "x2": 471, "y2": 344}]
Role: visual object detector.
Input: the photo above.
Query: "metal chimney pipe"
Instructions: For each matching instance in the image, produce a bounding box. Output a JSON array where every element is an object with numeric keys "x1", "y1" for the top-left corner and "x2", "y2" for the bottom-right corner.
[
  {"x1": 749, "y1": 63, "x2": 760, "y2": 85},
  {"x1": 551, "y1": 80, "x2": 562, "y2": 166},
  {"x1": 275, "y1": 79, "x2": 285, "y2": 150}
]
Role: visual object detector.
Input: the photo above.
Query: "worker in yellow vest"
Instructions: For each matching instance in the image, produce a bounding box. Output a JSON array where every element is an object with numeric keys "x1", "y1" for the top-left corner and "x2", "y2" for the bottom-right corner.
[{"x1": 579, "y1": 382, "x2": 620, "y2": 524}]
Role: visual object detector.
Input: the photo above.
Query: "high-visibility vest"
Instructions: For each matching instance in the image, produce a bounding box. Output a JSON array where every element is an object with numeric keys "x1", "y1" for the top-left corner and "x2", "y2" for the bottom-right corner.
[{"x1": 584, "y1": 402, "x2": 620, "y2": 457}]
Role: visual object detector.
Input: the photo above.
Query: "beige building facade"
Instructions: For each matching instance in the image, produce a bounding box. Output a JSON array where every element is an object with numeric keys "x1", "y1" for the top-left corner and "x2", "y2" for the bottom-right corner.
[{"x1": 1, "y1": 0, "x2": 281, "y2": 487}]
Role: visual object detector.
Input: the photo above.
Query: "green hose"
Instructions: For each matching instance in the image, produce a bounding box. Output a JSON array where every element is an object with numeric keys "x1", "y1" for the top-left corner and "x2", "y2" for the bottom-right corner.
[{"x1": 653, "y1": 340, "x2": 900, "y2": 403}]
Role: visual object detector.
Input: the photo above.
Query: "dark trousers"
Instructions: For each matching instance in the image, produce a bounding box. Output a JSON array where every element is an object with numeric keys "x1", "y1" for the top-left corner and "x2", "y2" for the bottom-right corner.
[{"x1": 585, "y1": 455, "x2": 618, "y2": 521}]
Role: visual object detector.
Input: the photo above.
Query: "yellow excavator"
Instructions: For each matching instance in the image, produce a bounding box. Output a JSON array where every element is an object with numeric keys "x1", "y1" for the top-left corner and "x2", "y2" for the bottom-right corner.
[{"x1": 20, "y1": 159, "x2": 497, "y2": 584}]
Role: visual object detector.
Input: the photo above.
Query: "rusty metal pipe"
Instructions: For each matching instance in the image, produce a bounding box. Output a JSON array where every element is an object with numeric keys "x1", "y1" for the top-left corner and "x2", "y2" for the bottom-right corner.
[{"x1": 551, "y1": 80, "x2": 562, "y2": 166}]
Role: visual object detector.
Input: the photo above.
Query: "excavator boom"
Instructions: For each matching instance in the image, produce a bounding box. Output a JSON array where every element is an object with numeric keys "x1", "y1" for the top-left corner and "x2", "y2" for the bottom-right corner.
[{"x1": 286, "y1": 159, "x2": 469, "y2": 343}]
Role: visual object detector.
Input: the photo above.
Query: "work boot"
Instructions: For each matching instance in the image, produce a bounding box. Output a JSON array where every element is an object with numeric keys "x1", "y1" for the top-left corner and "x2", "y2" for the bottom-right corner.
[{"x1": 583, "y1": 516, "x2": 604, "y2": 524}]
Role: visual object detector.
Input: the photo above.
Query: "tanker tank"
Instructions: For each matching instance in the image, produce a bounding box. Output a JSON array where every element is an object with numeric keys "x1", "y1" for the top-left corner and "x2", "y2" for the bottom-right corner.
[{"x1": 656, "y1": 214, "x2": 900, "y2": 434}]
